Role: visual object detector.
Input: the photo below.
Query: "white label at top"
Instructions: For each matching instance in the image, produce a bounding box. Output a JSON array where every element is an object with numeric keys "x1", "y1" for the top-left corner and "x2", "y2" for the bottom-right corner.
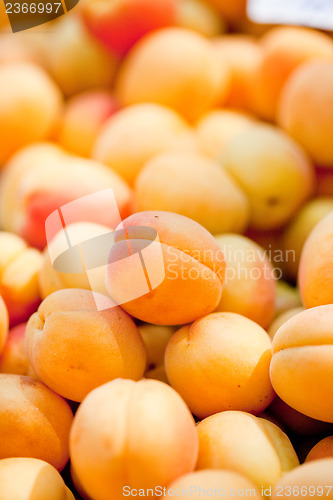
[{"x1": 247, "y1": 0, "x2": 333, "y2": 31}]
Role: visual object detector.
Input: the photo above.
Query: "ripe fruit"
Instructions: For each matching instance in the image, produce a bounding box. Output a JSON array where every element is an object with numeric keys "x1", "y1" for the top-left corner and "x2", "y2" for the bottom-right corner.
[
  {"x1": 165, "y1": 312, "x2": 274, "y2": 418},
  {"x1": 70, "y1": 378, "x2": 198, "y2": 500}
]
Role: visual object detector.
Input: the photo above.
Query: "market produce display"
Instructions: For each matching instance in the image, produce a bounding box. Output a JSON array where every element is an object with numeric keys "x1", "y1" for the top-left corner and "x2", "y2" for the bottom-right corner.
[{"x1": 0, "y1": 0, "x2": 333, "y2": 498}]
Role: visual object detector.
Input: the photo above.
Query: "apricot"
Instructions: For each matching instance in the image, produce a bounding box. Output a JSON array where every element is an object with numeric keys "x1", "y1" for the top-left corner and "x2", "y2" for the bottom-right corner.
[
  {"x1": 163, "y1": 469, "x2": 262, "y2": 499},
  {"x1": 70, "y1": 378, "x2": 198, "y2": 500},
  {"x1": 38, "y1": 221, "x2": 115, "y2": 299},
  {"x1": 176, "y1": 0, "x2": 225, "y2": 37},
  {"x1": 0, "y1": 374, "x2": 73, "y2": 470},
  {"x1": 221, "y1": 124, "x2": 315, "y2": 230},
  {"x1": 0, "y1": 35, "x2": 39, "y2": 65},
  {"x1": 138, "y1": 323, "x2": 175, "y2": 371},
  {"x1": 298, "y1": 211, "x2": 333, "y2": 308},
  {"x1": 306, "y1": 437, "x2": 333, "y2": 462},
  {"x1": 0, "y1": 63, "x2": 62, "y2": 166},
  {"x1": 165, "y1": 312, "x2": 274, "y2": 418},
  {"x1": 82, "y1": 0, "x2": 177, "y2": 57},
  {"x1": 26, "y1": 289, "x2": 146, "y2": 402},
  {"x1": 196, "y1": 411, "x2": 299, "y2": 489},
  {"x1": 213, "y1": 35, "x2": 262, "y2": 110},
  {"x1": 268, "y1": 307, "x2": 304, "y2": 340},
  {"x1": 0, "y1": 295, "x2": 8, "y2": 354},
  {"x1": 214, "y1": 234, "x2": 276, "y2": 328},
  {"x1": 0, "y1": 232, "x2": 42, "y2": 326},
  {"x1": 271, "y1": 459, "x2": 333, "y2": 500},
  {"x1": 106, "y1": 211, "x2": 225, "y2": 325},
  {"x1": 269, "y1": 396, "x2": 333, "y2": 437},
  {"x1": 93, "y1": 103, "x2": 191, "y2": 185},
  {"x1": 271, "y1": 305, "x2": 333, "y2": 422},
  {"x1": 116, "y1": 28, "x2": 223, "y2": 121},
  {"x1": 0, "y1": 144, "x2": 133, "y2": 248},
  {"x1": 252, "y1": 27, "x2": 333, "y2": 121},
  {"x1": 135, "y1": 152, "x2": 249, "y2": 234},
  {"x1": 0, "y1": 323, "x2": 30, "y2": 376},
  {"x1": 195, "y1": 109, "x2": 254, "y2": 159},
  {"x1": 282, "y1": 197, "x2": 333, "y2": 281},
  {"x1": 0, "y1": 457, "x2": 75, "y2": 500},
  {"x1": 278, "y1": 61, "x2": 333, "y2": 167},
  {"x1": 58, "y1": 90, "x2": 119, "y2": 158},
  {"x1": 38, "y1": 15, "x2": 119, "y2": 97}
]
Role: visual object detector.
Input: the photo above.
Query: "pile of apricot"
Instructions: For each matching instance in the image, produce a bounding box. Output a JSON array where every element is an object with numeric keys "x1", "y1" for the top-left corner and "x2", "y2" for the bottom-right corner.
[{"x1": 1, "y1": 0, "x2": 333, "y2": 498}]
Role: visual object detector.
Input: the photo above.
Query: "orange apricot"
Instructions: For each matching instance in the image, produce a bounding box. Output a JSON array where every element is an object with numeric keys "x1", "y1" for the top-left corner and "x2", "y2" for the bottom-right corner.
[
  {"x1": 106, "y1": 211, "x2": 225, "y2": 325},
  {"x1": 196, "y1": 411, "x2": 299, "y2": 489},
  {"x1": 278, "y1": 60, "x2": 333, "y2": 167},
  {"x1": 282, "y1": 197, "x2": 333, "y2": 281},
  {"x1": 58, "y1": 90, "x2": 119, "y2": 158},
  {"x1": 252, "y1": 27, "x2": 333, "y2": 121},
  {"x1": 0, "y1": 144, "x2": 133, "y2": 248},
  {"x1": 213, "y1": 34, "x2": 262, "y2": 110},
  {"x1": 306, "y1": 437, "x2": 333, "y2": 462},
  {"x1": 0, "y1": 374, "x2": 73, "y2": 471},
  {"x1": 38, "y1": 15, "x2": 119, "y2": 97},
  {"x1": 298, "y1": 211, "x2": 333, "y2": 308},
  {"x1": 93, "y1": 103, "x2": 191, "y2": 185},
  {"x1": 195, "y1": 109, "x2": 254, "y2": 159},
  {"x1": 26, "y1": 289, "x2": 146, "y2": 402},
  {"x1": 0, "y1": 232, "x2": 42, "y2": 326},
  {"x1": 165, "y1": 312, "x2": 274, "y2": 418},
  {"x1": 70, "y1": 378, "x2": 198, "y2": 500},
  {"x1": 221, "y1": 123, "x2": 315, "y2": 230},
  {"x1": 0, "y1": 323, "x2": 31, "y2": 376},
  {"x1": 116, "y1": 27, "x2": 223, "y2": 121},
  {"x1": 271, "y1": 305, "x2": 333, "y2": 422},
  {"x1": 135, "y1": 152, "x2": 249, "y2": 234},
  {"x1": 214, "y1": 233, "x2": 276, "y2": 328},
  {"x1": 0, "y1": 63, "x2": 62, "y2": 166}
]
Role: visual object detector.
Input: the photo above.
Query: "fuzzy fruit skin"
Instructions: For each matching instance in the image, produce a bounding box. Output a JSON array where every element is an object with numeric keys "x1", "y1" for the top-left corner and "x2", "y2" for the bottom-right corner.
[
  {"x1": 70, "y1": 378, "x2": 198, "y2": 500},
  {"x1": 271, "y1": 305, "x2": 333, "y2": 423},
  {"x1": 165, "y1": 311, "x2": 274, "y2": 418}
]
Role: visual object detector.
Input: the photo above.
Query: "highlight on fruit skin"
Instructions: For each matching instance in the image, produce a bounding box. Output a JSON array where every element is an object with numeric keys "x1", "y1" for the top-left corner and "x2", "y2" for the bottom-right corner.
[{"x1": 70, "y1": 378, "x2": 199, "y2": 500}]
